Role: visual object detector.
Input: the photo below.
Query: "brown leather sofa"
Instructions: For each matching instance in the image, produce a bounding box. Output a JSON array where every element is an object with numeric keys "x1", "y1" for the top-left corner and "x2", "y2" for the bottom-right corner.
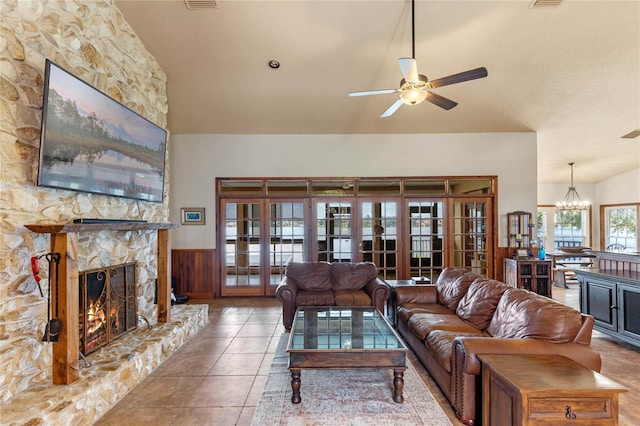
[
  {"x1": 275, "y1": 261, "x2": 390, "y2": 331},
  {"x1": 394, "y1": 267, "x2": 601, "y2": 426}
]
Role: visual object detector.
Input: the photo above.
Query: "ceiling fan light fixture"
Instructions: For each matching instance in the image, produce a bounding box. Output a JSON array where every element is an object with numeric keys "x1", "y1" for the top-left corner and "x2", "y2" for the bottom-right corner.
[
  {"x1": 400, "y1": 86, "x2": 427, "y2": 105},
  {"x1": 400, "y1": 76, "x2": 428, "y2": 105}
]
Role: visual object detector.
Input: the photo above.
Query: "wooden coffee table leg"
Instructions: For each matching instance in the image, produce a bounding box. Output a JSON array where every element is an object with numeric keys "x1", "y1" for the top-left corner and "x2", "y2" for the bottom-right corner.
[
  {"x1": 393, "y1": 369, "x2": 405, "y2": 403},
  {"x1": 290, "y1": 369, "x2": 301, "y2": 404}
]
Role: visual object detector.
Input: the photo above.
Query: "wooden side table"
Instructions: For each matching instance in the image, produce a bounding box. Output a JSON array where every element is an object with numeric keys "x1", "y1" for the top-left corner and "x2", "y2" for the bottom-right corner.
[
  {"x1": 503, "y1": 258, "x2": 553, "y2": 297},
  {"x1": 479, "y1": 354, "x2": 626, "y2": 425}
]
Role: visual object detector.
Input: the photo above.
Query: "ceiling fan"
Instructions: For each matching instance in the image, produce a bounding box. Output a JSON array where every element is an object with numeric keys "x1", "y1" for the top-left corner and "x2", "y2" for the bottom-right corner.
[{"x1": 348, "y1": 0, "x2": 488, "y2": 118}]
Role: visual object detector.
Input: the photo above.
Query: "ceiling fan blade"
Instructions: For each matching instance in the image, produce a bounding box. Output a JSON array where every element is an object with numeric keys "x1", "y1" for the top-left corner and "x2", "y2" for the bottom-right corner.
[
  {"x1": 426, "y1": 92, "x2": 458, "y2": 110},
  {"x1": 398, "y1": 58, "x2": 419, "y2": 83},
  {"x1": 348, "y1": 89, "x2": 398, "y2": 97},
  {"x1": 428, "y1": 67, "x2": 488, "y2": 89},
  {"x1": 381, "y1": 98, "x2": 404, "y2": 118}
]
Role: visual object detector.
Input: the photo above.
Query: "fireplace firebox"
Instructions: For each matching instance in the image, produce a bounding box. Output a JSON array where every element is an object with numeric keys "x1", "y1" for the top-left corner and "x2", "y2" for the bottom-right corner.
[{"x1": 79, "y1": 263, "x2": 137, "y2": 355}]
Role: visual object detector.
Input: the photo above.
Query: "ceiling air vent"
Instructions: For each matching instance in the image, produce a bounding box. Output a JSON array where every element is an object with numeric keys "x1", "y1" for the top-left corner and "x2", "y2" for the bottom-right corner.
[
  {"x1": 184, "y1": 0, "x2": 217, "y2": 10},
  {"x1": 529, "y1": 0, "x2": 563, "y2": 8},
  {"x1": 622, "y1": 130, "x2": 640, "y2": 139}
]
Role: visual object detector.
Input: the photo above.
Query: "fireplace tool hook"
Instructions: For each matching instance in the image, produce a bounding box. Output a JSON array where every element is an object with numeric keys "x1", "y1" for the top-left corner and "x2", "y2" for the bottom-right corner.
[
  {"x1": 30, "y1": 256, "x2": 44, "y2": 298},
  {"x1": 42, "y1": 253, "x2": 62, "y2": 342}
]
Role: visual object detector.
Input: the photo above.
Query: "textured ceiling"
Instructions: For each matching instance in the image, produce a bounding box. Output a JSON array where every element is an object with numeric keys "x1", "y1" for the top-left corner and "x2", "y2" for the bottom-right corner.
[{"x1": 115, "y1": 0, "x2": 640, "y2": 184}]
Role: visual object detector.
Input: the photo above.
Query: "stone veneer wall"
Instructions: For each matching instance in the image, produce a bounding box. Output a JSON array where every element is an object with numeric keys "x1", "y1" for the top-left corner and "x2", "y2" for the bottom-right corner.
[{"x1": 0, "y1": 0, "x2": 170, "y2": 401}]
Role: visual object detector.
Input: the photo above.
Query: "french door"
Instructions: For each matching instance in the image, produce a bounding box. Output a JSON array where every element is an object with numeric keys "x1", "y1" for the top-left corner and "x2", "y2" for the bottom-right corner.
[
  {"x1": 405, "y1": 200, "x2": 445, "y2": 282},
  {"x1": 359, "y1": 200, "x2": 400, "y2": 280},
  {"x1": 450, "y1": 199, "x2": 492, "y2": 277},
  {"x1": 313, "y1": 199, "x2": 354, "y2": 263},
  {"x1": 217, "y1": 177, "x2": 497, "y2": 296},
  {"x1": 312, "y1": 199, "x2": 400, "y2": 280},
  {"x1": 220, "y1": 199, "x2": 307, "y2": 296}
]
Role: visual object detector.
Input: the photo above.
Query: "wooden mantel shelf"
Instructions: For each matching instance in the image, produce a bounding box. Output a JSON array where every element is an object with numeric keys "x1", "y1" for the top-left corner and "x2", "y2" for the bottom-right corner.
[
  {"x1": 24, "y1": 221, "x2": 179, "y2": 385},
  {"x1": 25, "y1": 222, "x2": 179, "y2": 234}
]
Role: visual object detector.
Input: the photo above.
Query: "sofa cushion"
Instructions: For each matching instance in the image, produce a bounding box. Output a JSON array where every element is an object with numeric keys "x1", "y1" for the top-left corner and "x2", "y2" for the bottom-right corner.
[
  {"x1": 286, "y1": 262, "x2": 332, "y2": 291},
  {"x1": 296, "y1": 289, "x2": 335, "y2": 306},
  {"x1": 436, "y1": 267, "x2": 478, "y2": 310},
  {"x1": 408, "y1": 313, "x2": 480, "y2": 341},
  {"x1": 396, "y1": 303, "x2": 456, "y2": 323},
  {"x1": 330, "y1": 262, "x2": 377, "y2": 290},
  {"x1": 487, "y1": 287, "x2": 583, "y2": 343},
  {"x1": 426, "y1": 330, "x2": 485, "y2": 373},
  {"x1": 334, "y1": 289, "x2": 371, "y2": 306},
  {"x1": 456, "y1": 278, "x2": 511, "y2": 330}
]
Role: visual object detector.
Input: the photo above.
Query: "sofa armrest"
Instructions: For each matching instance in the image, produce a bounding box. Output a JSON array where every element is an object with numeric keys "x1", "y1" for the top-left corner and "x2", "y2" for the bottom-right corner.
[
  {"x1": 275, "y1": 276, "x2": 298, "y2": 301},
  {"x1": 453, "y1": 337, "x2": 602, "y2": 376},
  {"x1": 574, "y1": 314, "x2": 595, "y2": 344},
  {"x1": 364, "y1": 277, "x2": 391, "y2": 313},
  {"x1": 395, "y1": 284, "x2": 437, "y2": 305},
  {"x1": 275, "y1": 277, "x2": 299, "y2": 331}
]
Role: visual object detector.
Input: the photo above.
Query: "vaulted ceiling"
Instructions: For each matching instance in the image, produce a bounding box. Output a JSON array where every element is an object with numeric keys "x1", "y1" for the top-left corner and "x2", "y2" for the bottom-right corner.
[{"x1": 115, "y1": 0, "x2": 640, "y2": 184}]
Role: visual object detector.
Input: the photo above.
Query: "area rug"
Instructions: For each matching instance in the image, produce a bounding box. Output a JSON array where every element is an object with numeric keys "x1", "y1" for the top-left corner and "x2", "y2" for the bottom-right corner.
[{"x1": 252, "y1": 334, "x2": 452, "y2": 425}]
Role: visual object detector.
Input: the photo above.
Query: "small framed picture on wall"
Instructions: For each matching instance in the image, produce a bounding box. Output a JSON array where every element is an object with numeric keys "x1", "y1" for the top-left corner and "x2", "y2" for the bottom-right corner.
[{"x1": 181, "y1": 207, "x2": 205, "y2": 225}]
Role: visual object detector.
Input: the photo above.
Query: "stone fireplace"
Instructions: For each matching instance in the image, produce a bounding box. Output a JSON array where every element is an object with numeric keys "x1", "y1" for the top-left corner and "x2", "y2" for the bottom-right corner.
[
  {"x1": 1, "y1": 1, "x2": 188, "y2": 422},
  {"x1": 79, "y1": 262, "x2": 137, "y2": 356}
]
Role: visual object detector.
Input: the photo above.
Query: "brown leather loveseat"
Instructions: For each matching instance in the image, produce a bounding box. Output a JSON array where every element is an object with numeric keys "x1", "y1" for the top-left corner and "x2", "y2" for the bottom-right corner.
[
  {"x1": 275, "y1": 261, "x2": 390, "y2": 331},
  {"x1": 395, "y1": 267, "x2": 601, "y2": 425}
]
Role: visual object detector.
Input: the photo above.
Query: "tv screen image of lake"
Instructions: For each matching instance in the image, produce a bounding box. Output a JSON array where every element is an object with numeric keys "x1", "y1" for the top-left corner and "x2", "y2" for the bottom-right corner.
[
  {"x1": 41, "y1": 146, "x2": 163, "y2": 201},
  {"x1": 39, "y1": 61, "x2": 166, "y2": 203}
]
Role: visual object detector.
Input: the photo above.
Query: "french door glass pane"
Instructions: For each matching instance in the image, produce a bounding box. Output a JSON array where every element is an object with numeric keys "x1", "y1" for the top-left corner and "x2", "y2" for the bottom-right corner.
[
  {"x1": 269, "y1": 202, "x2": 305, "y2": 285},
  {"x1": 452, "y1": 201, "x2": 488, "y2": 276},
  {"x1": 361, "y1": 201, "x2": 398, "y2": 280},
  {"x1": 408, "y1": 201, "x2": 444, "y2": 282},
  {"x1": 316, "y1": 202, "x2": 352, "y2": 262},
  {"x1": 224, "y1": 202, "x2": 261, "y2": 287}
]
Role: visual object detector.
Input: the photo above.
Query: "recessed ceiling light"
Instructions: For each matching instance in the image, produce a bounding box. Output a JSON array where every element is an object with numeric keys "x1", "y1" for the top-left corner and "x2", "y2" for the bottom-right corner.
[
  {"x1": 268, "y1": 60, "x2": 280, "y2": 69},
  {"x1": 621, "y1": 130, "x2": 640, "y2": 139}
]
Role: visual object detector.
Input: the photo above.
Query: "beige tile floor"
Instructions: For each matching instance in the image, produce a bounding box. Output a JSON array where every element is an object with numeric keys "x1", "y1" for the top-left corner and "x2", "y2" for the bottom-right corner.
[
  {"x1": 95, "y1": 300, "x2": 283, "y2": 426},
  {"x1": 96, "y1": 287, "x2": 640, "y2": 426}
]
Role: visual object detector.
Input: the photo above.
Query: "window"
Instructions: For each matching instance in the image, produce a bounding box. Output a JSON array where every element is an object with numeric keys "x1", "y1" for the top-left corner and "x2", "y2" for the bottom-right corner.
[
  {"x1": 554, "y1": 210, "x2": 589, "y2": 248},
  {"x1": 537, "y1": 207, "x2": 590, "y2": 250},
  {"x1": 602, "y1": 204, "x2": 638, "y2": 251}
]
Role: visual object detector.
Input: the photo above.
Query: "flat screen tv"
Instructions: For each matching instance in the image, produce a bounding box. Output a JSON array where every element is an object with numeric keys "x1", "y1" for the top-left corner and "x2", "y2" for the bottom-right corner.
[{"x1": 38, "y1": 60, "x2": 167, "y2": 203}]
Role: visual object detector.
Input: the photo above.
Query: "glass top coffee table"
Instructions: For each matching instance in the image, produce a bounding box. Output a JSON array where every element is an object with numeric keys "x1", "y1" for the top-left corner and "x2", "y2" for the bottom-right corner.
[{"x1": 286, "y1": 307, "x2": 407, "y2": 404}]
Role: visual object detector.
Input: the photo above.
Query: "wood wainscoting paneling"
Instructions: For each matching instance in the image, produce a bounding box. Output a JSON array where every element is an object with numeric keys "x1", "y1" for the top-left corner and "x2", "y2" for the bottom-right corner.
[{"x1": 171, "y1": 249, "x2": 216, "y2": 299}]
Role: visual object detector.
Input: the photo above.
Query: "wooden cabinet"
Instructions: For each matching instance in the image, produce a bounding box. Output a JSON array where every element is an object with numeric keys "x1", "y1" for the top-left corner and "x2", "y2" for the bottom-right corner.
[
  {"x1": 480, "y1": 354, "x2": 626, "y2": 426},
  {"x1": 577, "y1": 269, "x2": 640, "y2": 348},
  {"x1": 506, "y1": 211, "x2": 534, "y2": 256},
  {"x1": 503, "y1": 258, "x2": 552, "y2": 297}
]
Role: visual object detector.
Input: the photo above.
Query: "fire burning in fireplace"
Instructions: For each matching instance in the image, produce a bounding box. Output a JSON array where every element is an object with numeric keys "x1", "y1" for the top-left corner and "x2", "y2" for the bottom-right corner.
[{"x1": 79, "y1": 263, "x2": 137, "y2": 356}]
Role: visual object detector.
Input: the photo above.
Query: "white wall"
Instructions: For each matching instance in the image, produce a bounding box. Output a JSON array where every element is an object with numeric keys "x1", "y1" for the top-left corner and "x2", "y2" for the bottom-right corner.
[
  {"x1": 595, "y1": 167, "x2": 640, "y2": 204},
  {"x1": 169, "y1": 132, "x2": 537, "y2": 249},
  {"x1": 537, "y1": 167, "x2": 639, "y2": 250}
]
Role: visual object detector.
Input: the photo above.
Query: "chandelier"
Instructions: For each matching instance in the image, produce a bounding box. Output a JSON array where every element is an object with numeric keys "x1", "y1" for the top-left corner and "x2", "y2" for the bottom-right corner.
[{"x1": 556, "y1": 162, "x2": 590, "y2": 211}]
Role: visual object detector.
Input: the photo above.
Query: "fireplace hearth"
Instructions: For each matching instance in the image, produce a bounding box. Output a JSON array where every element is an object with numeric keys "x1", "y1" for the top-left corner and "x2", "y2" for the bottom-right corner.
[{"x1": 79, "y1": 263, "x2": 137, "y2": 355}]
